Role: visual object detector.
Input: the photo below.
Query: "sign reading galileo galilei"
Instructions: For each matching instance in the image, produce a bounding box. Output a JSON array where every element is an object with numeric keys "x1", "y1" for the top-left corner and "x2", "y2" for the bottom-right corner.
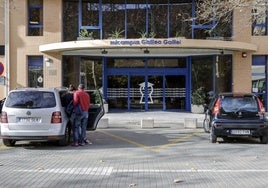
[{"x1": 110, "y1": 38, "x2": 181, "y2": 47}]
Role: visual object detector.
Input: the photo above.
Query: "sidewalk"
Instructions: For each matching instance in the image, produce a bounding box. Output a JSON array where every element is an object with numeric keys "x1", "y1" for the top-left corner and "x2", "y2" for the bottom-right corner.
[
  {"x1": 100, "y1": 111, "x2": 205, "y2": 129},
  {"x1": 0, "y1": 111, "x2": 205, "y2": 147}
]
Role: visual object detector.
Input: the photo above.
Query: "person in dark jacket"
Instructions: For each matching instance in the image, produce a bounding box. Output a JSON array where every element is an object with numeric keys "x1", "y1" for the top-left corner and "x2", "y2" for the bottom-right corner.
[{"x1": 64, "y1": 84, "x2": 76, "y2": 141}]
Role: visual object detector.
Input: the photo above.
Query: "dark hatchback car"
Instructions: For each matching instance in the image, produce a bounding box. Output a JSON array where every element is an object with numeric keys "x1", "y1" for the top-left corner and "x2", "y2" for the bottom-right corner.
[{"x1": 203, "y1": 93, "x2": 268, "y2": 144}]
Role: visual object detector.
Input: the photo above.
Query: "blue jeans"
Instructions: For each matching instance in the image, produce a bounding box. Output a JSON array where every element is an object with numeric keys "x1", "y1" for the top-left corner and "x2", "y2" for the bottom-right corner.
[{"x1": 73, "y1": 111, "x2": 88, "y2": 143}]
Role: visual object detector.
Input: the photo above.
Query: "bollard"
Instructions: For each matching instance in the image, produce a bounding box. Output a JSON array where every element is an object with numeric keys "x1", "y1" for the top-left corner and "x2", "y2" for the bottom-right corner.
[
  {"x1": 184, "y1": 118, "x2": 197, "y2": 129},
  {"x1": 141, "y1": 118, "x2": 154, "y2": 128},
  {"x1": 98, "y1": 118, "x2": 109, "y2": 129}
]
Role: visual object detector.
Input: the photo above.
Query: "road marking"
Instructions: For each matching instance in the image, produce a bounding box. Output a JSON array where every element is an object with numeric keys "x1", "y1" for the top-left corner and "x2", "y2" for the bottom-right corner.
[
  {"x1": 15, "y1": 167, "x2": 268, "y2": 175},
  {"x1": 97, "y1": 130, "x2": 202, "y2": 152},
  {"x1": 98, "y1": 130, "x2": 154, "y2": 151},
  {"x1": 0, "y1": 145, "x2": 11, "y2": 150},
  {"x1": 116, "y1": 169, "x2": 268, "y2": 173},
  {"x1": 15, "y1": 167, "x2": 113, "y2": 176},
  {"x1": 153, "y1": 130, "x2": 203, "y2": 152}
]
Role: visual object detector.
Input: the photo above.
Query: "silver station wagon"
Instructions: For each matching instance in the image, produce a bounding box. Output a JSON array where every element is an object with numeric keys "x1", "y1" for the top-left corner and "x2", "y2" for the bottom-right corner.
[{"x1": 0, "y1": 87, "x2": 104, "y2": 146}]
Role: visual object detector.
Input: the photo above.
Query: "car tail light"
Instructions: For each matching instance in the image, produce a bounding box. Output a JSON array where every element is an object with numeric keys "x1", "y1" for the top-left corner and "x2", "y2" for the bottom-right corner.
[
  {"x1": 0, "y1": 111, "x2": 8, "y2": 123},
  {"x1": 214, "y1": 123, "x2": 222, "y2": 127},
  {"x1": 257, "y1": 98, "x2": 265, "y2": 115},
  {"x1": 51, "y1": 111, "x2": 62, "y2": 123},
  {"x1": 212, "y1": 98, "x2": 220, "y2": 115}
]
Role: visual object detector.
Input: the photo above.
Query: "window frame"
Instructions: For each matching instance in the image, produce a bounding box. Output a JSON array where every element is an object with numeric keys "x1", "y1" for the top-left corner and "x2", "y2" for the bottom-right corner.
[{"x1": 28, "y1": 0, "x2": 44, "y2": 36}]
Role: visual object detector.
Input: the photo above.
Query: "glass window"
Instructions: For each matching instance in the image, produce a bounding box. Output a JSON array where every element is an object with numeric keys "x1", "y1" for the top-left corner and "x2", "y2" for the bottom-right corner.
[
  {"x1": 80, "y1": 58, "x2": 102, "y2": 89},
  {"x1": 63, "y1": 0, "x2": 79, "y2": 41},
  {"x1": 107, "y1": 58, "x2": 145, "y2": 68},
  {"x1": 170, "y1": 3, "x2": 192, "y2": 38},
  {"x1": 5, "y1": 91, "x2": 56, "y2": 108},
  {"x1": 252, "y1": 2, "x2": 267, "y2": 36},
  {"x1": 28, "y1": 0, "x2": 43, "y2": 36},
  {"x1": 80, "y1": 2, "x2": 100, "y2": 39},
  {"x1": 148, "y1": 3, "x2": 168, "y2": 38},
  {"x1": 63, "y1": 1, "x2": 198, "y2": 40},
  {"x1": 221, "y1": 96, "x2": 258, "y2": 113},
  {"x1": 102, "y1": 3, "x2": 125, "y2": 39},
  {"x1": 192, "y1": 55, "x2": 231, "y2": 94},
  {"x1": 251, "y1": 55, "x2": 267, "y2": 110},
  {"x1": 82, "y1": 2, "x2": 99, "y2": 26},
  {"x1": 252, "y1": 56, "x2": 266, "y2": 93},
  {"x1": 193, "y1": 1, "x2": 232, "y2": 39},
  {"x1": 126, "y1": 4, "x2": 147, "y2": 39},
  {"x1": 148, "y1": 58, "x2": 186, "y2": 68},
  {"x1": 28, "y1": 56, "x2": 43, "y2": 87},
  {"x1": 62, "y1": 56, "x2": 102, "y2": 89}
]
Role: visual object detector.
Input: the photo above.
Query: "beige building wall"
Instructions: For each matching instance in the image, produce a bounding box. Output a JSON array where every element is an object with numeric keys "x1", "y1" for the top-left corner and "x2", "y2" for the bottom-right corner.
[
  {"x1": 0, "y1": 0, "x2": 4, "y2": 44},
  {"x1": 251, "y1": 36, "x2": 268, "y2": 55},
  {"x1": 8, "y1": 0, "x2": 62, "y2": 94},
  {"x1": 232, "y1": 6, "x2": 252, "y2": 93}
]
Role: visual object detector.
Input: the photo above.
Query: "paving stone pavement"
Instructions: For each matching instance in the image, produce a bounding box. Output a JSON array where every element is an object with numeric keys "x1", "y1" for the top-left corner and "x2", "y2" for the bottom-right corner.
[
  {"x1": 1, "y1": 111, "x2": 204, "y2": 146},
  {"x1": 2, "y1": 112, "x2": 267, "y2": 187}
]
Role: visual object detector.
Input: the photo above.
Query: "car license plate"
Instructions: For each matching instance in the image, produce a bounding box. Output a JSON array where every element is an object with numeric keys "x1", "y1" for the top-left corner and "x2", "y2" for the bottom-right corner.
[
  {"x1": 18, "y1": 117, "x2": 41, "y2": 123},
  {"x1": 230, "y1": 130, "x2": 250, "y2": 135}
]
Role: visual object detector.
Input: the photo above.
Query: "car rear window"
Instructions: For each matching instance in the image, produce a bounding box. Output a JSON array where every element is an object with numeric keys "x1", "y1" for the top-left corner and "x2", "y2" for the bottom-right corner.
[
  {"x1": 5, "y1": 91, "x2": 56, "y2": 108},
  {"x1": 221, "y1": 96, "x2": 258, "y2": 112},
  {"x1": 219, "y1": 95, "x2": 259, "y2": 118}
]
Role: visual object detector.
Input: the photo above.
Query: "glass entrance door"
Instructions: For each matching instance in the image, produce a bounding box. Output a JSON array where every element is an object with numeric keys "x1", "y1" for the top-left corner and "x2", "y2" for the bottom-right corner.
[
  {"x1": 107, "y1": 74, "x2": 187, "y2": 111},
  {"x1": 165, "y1": 75, "x2": 186, "y2": 110},
  {"x1": 128, "y1": 75, "x2": 186, "y2": 111},
  {"x1": 130, "y1": 76, "x2": 145, "y2": 110},
  {"x1": 148, "y1": 75, "x2": 163, "y2": 109},
  {"x1": 105, "y1": 58, "x2": 189, "y2": 111}
]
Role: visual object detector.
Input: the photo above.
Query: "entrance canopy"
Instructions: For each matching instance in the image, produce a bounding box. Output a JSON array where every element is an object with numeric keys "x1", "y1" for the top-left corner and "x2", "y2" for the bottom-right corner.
[{"x1": 39, "y1": 38, "x2": 257, "y2": 57}]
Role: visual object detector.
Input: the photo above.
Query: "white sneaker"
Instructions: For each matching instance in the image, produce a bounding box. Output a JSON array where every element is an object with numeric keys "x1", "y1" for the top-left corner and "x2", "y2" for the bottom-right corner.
[{"x1": 85, "y1": 139, "x2": 92, "y2": 145}]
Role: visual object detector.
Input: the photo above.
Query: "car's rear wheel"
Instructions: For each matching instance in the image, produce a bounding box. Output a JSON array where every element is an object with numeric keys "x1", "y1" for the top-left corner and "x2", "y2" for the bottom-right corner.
[
  {"x1": 203, "y1": 118, "x2": 210, "y2": 133},
  {"x1": 58, "y1": 124, "x2": 71, "y2": 146},
  {"x1": 210, "y1": 129, "x2": 217, "y2": 143},
  {"x1": 3, "y1": 139, "x2": 16, "y2": 147},
  {"x1": 260, "y1": 136, "x2": 268, "y2": 144}
]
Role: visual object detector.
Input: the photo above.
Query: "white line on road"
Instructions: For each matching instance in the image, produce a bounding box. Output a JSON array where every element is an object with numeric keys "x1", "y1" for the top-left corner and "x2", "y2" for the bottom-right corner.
[
  {"x1": 15, "y1": 167, "x2": 268, "y2": 175},
  {"x1": 15, "y1": 167, "x2": 113, "y2": 176}
]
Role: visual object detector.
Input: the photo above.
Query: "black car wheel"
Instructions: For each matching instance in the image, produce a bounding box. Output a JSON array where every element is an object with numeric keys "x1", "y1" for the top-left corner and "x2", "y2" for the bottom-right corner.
[
  {"x1": 58, "y1": 124, "x2": 71, "y2": 146},
  {"x1": 209, "y1": 129, "x2": 217, "y2": 143},
  {"x1": 203, "y1": 118, "x2": 210, "y2": 133},
  {"x1": 260, "y1": 136, "x2": 268, "y2": 144},
  {"x1": 3, "y1": 139, "x2": 16, "y2": 147}
]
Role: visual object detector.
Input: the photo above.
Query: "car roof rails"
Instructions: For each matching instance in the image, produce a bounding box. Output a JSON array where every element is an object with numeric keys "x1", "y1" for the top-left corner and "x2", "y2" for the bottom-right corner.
[{"x1": 54, "y1": 86, "x2": 68, "y2": 91}]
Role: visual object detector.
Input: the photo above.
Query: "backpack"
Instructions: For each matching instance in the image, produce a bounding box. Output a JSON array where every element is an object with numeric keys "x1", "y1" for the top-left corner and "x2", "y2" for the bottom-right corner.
[{"x1": 65, "y1": 100, "x2": 74, "y2": 117}]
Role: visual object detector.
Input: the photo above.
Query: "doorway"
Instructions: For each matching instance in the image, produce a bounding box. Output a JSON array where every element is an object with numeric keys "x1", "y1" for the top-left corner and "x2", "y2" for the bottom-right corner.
[
  {"x1": 107, "y1": 74, "x2": 186, "y2": 111},
  {"x1": 105, "y1": 57, "x2": 189, "y2": 111}
]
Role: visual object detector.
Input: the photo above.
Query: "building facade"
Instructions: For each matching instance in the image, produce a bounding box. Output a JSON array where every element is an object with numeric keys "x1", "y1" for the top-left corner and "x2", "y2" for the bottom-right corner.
[{"x1": 0, "y1": 0, "x2": 267, "y2": 112}]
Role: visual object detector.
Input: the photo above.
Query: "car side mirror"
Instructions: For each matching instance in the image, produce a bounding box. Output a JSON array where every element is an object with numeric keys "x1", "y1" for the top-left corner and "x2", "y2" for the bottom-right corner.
[{"x1": 203, "y1": 103, "x2": 208, "y2": 111}]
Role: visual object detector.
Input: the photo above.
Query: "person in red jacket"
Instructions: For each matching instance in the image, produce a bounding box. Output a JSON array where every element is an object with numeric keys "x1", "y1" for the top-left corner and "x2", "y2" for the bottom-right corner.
[{"x1": 72, "y1": 84, "x2": 90, "y2": 146}]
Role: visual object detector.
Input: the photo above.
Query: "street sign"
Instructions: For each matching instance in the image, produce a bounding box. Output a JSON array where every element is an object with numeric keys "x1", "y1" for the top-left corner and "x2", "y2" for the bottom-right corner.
[{"x1": 0, "y1": 62, "x2": 4, "y2": 75}]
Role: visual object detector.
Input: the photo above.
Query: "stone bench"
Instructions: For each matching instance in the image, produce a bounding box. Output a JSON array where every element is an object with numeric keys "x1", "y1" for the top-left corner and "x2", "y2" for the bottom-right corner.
[
  {"x1": 141, "y1": 118, "x2": 154, "y2": 128},
  {"x1": 98, "y1": 118, "x2": 109, "y2": 129},
  {"x1": 184, "y1": 118, "x2": 197, "y2": 129}
]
